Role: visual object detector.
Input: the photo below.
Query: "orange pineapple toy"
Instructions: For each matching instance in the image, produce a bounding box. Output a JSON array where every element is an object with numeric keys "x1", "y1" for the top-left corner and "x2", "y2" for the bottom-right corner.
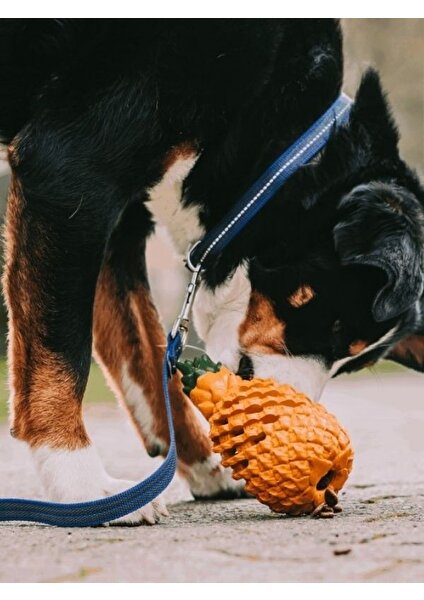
[{"x1": 178, "y1": 355, "x2": 354, "y2": 517}]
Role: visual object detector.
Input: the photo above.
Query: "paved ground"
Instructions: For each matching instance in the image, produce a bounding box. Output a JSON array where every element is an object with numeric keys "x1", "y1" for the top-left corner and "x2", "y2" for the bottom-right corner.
[{"x1": 0, "y1": 372, "x2": 423, "y2": 583}]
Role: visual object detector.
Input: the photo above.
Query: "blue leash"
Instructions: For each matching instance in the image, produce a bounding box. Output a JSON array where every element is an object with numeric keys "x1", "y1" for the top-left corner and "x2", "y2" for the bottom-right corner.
[
  {"x1": 0, "y1": 335, "x2": 181, "y2": 527},
  {"x1": 0, "y1": 94, "x2": 352, "y2": 527},
  {"x1": 189, "y1": 93, "x2": 352, "y2": 269}
]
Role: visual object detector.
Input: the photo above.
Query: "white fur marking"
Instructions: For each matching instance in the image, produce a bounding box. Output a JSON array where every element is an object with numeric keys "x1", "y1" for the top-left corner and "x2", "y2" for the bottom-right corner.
[
  {"x1": 415, "y1": 300, "x2": 422, "y2": 326},
  {"x1": 329, "y1": 325, "x2": 399, "y2": 378},
  {"x1": 248, "y1": 326, "x2": 399, "y2": 401},
  {"x1": 121, "y1": 363, "x2": 167, "y2": 454},
  {"x1": 193, "y1": 264, "x2": 251, "y2": 371},
  {"x1": 32, "y1": 445, "x2": 168, "y2": 524},
  {"x1": 185, "y1": 454, "x2": 245, "y2": 498},
  {"x1": 33, "y1": 445, "x2": 114, "y2": 502},
  {"x1": 250, "y1": 354, "x2": 329, "y2": 401},
  {"x1": 146, "y1": 154, "x2": 203, "y2": 255}
]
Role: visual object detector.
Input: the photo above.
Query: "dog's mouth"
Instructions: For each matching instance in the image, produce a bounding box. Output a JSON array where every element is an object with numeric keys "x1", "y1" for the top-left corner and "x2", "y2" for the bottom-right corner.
[{"x1": 237, "y1": 354, "x2": 255, "y2": 380}]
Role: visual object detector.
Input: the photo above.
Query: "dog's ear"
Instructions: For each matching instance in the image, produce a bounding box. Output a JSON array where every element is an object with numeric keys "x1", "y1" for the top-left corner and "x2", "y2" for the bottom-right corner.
[
  {"x1": 349, "y1": 68, "x2": 399, "y2": 158},
  {"x1": 333, "y1": 184, "x2": 424, "y2": 322},
  {"x1": 386, "y1": 328, "x2": 424, "y2": 372}
]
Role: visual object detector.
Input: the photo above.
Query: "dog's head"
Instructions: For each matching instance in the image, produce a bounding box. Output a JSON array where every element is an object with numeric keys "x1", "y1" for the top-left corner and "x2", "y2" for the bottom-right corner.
[{"x1": 194, "y1": 70, "x2": 424, "y2": 399}]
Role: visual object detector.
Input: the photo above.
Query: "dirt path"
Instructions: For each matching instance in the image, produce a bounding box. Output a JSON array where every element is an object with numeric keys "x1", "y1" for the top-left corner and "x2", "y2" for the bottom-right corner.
[{"x1": 1, "y1": 373, "x2": 423, "y2": 582}]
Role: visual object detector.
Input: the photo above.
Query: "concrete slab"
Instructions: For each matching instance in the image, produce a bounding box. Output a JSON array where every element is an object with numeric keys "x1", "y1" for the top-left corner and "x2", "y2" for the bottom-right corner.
[{"x1": 0, "y1": 372, "x2": 423, "y2": 582}]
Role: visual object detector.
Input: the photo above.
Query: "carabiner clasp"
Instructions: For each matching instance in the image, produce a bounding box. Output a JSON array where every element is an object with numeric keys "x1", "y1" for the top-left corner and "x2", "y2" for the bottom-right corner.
[
  {"x1": 185, "y1": 240, "x2": 202, "y2": 273},
  {"x1": 170, "y1": 259, "x2": 202, "y2": 349}
]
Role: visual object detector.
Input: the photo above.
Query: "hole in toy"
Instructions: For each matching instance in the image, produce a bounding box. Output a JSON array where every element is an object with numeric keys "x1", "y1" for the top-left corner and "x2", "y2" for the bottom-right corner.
[
  {"x1": 223, "y1": 447, "x2": 238, "y2": 459},
  {"x1": 245, "y1": 404, "x2": 262, "y2": 414},
  {"x1": 316, "y1": 470, "x2": 335, "y2": 490},
  {"x1": 239, "y1": 459, "x2": 249, "y2": 469},
  {"x1": 231, "y1": 426, "x2": 244, "y2": 436},
  {"x1": 251, "y1": 432, "x2": 266, "y2": 444},
  {"x1": 216, "y1": 417, "x2": 228, "y2": 425},
  {"x1": 261, "y1": 414, "x2": 278, "y2": 424}
]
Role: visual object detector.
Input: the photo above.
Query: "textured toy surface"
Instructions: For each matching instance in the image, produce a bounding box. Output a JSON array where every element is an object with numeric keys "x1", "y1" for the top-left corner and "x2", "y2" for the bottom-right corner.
[{"x1": 179, "y1": 356, "x2": 354, "y2": 516}]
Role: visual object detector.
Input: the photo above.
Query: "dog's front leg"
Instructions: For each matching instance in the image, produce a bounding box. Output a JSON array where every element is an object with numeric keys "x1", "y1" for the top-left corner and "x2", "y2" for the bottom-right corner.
[
  {"x1": 2, "y1": 172, "x2": 166, "y2": 525},
  {"x1": 92, "y1": 202, "x2": 245, "y2": 500}
]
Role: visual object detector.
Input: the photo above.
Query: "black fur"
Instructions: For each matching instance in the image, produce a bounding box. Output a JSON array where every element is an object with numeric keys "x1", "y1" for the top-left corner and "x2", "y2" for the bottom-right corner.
[{"x1": 1, "y1": 18, "x2": 423, "y2": 385}]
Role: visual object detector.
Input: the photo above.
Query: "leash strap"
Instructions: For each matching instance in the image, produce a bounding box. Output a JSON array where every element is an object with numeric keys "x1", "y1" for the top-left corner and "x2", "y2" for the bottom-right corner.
[
  {"x1": 0, "y1": 335, "x2": 181, "y2": 527},
  {"x1": 189, "y1": 93, "x2": 352, "y2": 270},
  {"x1": 0, "y1": 94, "x2": 352, "y2": 527}
]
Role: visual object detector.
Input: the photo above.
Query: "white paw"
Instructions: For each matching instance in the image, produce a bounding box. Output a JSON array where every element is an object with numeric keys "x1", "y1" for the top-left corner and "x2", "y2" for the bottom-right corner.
[
  {"x1": 32, "y1": 445, "x2": 169, "y2": 525},
  {"x1": 184, "y1": 453, "x2": 246, "y2": 499},
  {"x1": 93, "y1": 477, "x2": 169, "y2": 526},
  {"x1": 105, "y1": 479, "x2": 169, "y2": 526}
]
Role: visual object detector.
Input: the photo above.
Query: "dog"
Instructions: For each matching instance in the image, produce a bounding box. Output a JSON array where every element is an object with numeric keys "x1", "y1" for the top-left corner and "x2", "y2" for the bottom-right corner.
[{"x1": 0, "y1": 19, "x2": 423, "y2": 524}]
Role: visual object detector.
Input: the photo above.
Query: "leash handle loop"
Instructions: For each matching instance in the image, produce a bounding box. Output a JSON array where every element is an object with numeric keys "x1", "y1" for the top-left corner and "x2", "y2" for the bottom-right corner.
[{"x1": 0, "y1": 339, "x2": 181, "y2": 527}]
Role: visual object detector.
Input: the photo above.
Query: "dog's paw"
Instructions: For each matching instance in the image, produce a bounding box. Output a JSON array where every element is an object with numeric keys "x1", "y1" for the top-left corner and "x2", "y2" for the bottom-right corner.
[
  {"x1": 32, "y1": 445, "x2": 169, "y2": 526},
  {"x1": 182, "y1": 454, "x2": 247, "y2": 500},
  {"x1": 105, "y1": 480, "x2": 169, "y2": 526}
]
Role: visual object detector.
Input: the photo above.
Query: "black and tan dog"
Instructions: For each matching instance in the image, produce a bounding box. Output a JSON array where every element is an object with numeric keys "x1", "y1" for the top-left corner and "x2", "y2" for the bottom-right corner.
[{"x1": 0, "y1": 19, "x2": 423, "y2": 524}]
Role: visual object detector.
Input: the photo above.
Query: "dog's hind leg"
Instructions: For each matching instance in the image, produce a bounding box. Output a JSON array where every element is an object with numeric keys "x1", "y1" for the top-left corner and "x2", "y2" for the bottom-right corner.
[
  {"x1": 2, "y1": 166, "x2": 166, "y2": 525},
  {"x1": 93, "y1": 201, "x2": 246, "y2": 500}
]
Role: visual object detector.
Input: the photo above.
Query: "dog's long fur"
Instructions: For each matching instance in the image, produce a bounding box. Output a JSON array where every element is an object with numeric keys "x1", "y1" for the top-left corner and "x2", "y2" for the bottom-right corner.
[{"x1": 1, "y1": 19, "x2": 423, "y2": 523}]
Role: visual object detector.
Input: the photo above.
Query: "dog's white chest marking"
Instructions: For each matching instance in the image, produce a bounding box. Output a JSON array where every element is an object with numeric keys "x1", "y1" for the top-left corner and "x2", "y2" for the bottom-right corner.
[
  {"x1": 250, "y1": 354, "x2": 329, "y2": 401},
  {"x1": 146, "y1": 157, "x2": 251, "y2": 371},
  {"x1": 193, "y1": 265, "x2": 251, "y2": 371},
  {"x1": 146, "y1": 153, "x2": 204, "y2": 255}
]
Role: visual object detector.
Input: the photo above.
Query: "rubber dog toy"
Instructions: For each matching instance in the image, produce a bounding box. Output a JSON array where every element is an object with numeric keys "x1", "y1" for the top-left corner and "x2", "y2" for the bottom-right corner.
[{"x1": 178, "y1": 355, "x2": 354, "y2": 516}]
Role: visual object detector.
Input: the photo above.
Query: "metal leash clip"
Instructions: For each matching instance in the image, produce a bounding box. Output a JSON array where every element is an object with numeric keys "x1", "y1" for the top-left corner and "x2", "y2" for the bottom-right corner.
[{"x1": 170, "y1": 242, "x2": 203, "y2": 349}]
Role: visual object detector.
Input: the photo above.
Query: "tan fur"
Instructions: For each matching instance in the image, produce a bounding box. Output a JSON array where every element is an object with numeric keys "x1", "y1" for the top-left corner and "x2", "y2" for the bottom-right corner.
[
  {"x1": 239, "y1": 291, "x2": 286, "y2": 355},
  {"x1": 363, "y1": 360, "x2": 377, "y2": 368},
  {"x1": 93, "y1": 265, "x2": 212, "y2": 465},
  {"x1": 389, "y1": 335, "x2": 424, "y2": 369},
  {"x1": 7, "y1": 140, "x2": 20, "y2": 168},
  {"x1": 349, "y1": 339, "x2": 369, "y2": 356},
  {"x1": 288, "y1": 284, "x2": 315, "y2": 308},
  {"x1": 3, "y1": 175, "x2": 89, "y2": 449},
  {"x1": 11, "y1": 350, "x2": 90, "y2": 449},
  {"x1": 163, "y1": 142, "x2": 197, "y2": 171},
  {"x1": 384, "y1": 196, "x2": 402, "y2": 213}
]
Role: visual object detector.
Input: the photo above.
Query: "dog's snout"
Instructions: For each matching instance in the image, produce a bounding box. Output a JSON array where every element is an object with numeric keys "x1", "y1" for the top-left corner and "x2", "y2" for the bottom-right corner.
[
  {"x1": 246, "y1": 354, "x2": 329, "y2": 401},
  {"x1": 236, "y1": 354, "x2": 254, "y2": 380}
]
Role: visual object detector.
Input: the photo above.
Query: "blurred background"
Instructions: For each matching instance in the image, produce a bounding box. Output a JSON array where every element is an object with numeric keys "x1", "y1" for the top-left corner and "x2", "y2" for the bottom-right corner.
[{"x1": 0, "y1": 19, "x2": 422, "y2": 415}]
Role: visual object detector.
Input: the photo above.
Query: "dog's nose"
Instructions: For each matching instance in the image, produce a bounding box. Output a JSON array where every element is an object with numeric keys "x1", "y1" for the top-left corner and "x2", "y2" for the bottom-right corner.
[{"x1": 237, "y1": 354, "x2": 254, "y2": 380}]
